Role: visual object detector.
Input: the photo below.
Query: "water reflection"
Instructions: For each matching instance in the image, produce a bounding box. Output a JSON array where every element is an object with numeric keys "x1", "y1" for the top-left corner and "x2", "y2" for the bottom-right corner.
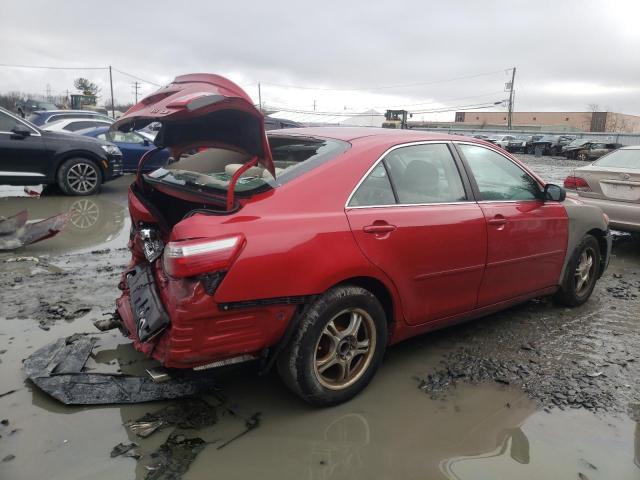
[{"x1": 0, "y1": 194, "x2": 128, "y2": 255}]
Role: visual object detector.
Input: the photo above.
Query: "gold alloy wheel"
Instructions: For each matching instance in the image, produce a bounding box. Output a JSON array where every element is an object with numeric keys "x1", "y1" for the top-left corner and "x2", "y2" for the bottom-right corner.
[
  {"x1": 574, "y1": 246, "x2": 596, "y2": 296},
  {"x1": 313, "y1": 308, "x2": 376, "y2": 390}
]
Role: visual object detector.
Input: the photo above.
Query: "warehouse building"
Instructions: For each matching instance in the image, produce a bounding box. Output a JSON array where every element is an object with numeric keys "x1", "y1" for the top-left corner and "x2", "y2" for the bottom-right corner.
[{"x1": 452, "y1": 111, "x2": 640, "y2": 133}]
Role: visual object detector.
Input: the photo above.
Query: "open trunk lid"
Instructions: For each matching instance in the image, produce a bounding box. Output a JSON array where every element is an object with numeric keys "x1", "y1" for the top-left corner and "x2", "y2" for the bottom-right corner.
[{"x1": 112, "y1": 73, "x2": 274, "y2": 175}]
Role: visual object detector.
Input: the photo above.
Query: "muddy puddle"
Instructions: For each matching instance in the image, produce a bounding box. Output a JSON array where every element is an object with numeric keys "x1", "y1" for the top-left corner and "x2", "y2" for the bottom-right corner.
[{"x1": 1, "y1": 164, "x2": 639, "y2": 479}]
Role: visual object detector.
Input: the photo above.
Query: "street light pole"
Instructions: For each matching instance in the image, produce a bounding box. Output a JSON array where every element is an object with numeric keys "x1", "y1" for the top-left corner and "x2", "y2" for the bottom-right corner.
[
  {"x1": 507, "y1": 67, "x2": 516, "y2": 130},
  {"x1": 109, "y1": 65, "x2": 115, "y2": 118}
]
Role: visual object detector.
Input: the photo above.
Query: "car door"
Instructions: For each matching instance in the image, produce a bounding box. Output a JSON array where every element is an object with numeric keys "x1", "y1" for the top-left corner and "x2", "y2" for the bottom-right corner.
[
  {"x1": 0, "y1": 109, "x2": 48, "y2": 182},
  {"x1": 106, "y1": 130, "x2": 153, "y2": 171},
  {"x1": 346, "y1": 142, "x2": 487, "y2": 325},
  {"x1": 455, "y1": 143, "x2": 568, "y2": 306}
]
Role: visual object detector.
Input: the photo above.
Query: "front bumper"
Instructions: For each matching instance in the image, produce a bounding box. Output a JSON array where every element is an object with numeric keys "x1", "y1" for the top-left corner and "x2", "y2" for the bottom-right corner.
[{"x1": 104, "y1": 154, "x2": 124, "y2": 181}]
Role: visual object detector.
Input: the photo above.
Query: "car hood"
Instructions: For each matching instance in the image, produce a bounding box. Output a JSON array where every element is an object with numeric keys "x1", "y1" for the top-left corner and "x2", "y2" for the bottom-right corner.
[
  {"x1": 42, "y1": 129, "x2": 110, "y2": 147},
  {"x1": 112, "y1": 73, "x2": 274, "y2": 175}
]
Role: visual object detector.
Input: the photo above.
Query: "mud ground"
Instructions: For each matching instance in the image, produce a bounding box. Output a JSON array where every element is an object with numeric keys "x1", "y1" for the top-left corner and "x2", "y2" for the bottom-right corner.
[{"x1": 1, "y1": 156, "x2": 639, "y2": 479}]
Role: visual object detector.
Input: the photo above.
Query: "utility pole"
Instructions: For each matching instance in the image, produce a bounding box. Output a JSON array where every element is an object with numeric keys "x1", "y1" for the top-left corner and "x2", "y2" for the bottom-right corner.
[
  {"x1": 132, "y1": 81, "x2": 140, "y2": 103},
  {"x1": 109, "y1": 66, "x2": 115, "y2": 118},
  {"x1": 507, "y1": 66, "x2": 516, "y2": 130},
  {"x1": 257, "y1": 83, "x2": 262, "y2": 111},
  {"x1": 313, "y1": 99, "x2": 316, "y2": 111}
]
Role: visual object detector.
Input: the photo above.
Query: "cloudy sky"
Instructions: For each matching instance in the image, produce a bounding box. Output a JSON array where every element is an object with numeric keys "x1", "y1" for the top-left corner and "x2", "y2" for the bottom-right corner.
[{"x1": 1, "y1": 0, "x2": 639, "y2": 120}]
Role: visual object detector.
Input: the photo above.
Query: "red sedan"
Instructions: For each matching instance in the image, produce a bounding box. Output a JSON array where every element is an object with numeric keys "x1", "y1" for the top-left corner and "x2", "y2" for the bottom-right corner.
[{"x1": 114, "y1": 74, "x2": 611, "y2": 406}]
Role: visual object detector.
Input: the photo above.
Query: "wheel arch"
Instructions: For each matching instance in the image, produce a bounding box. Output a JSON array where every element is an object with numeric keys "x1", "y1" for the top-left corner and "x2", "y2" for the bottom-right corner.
[
  {"x1": 586, "y1": 227, "x2": 609, "y2": 277},
  {"x1": 331, "y1": 275, "x2": 397, "y2": 333},
  {"x1": 54, "y1": 150, "x2": 106, "y2": 181}
]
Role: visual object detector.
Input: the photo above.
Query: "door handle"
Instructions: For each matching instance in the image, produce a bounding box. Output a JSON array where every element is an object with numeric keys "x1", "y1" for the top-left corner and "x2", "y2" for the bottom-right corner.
[
  {"x1": 488, "y1": 216, "x2": 507, "y2": 226},
  {"x1": 363, "y1": 223, "x2": 397, "y2": 234}
]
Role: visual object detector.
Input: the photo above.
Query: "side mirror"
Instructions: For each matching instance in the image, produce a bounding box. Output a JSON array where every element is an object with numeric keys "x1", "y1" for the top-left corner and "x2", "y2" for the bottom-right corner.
[
  {"x1": 11, "y1": 125, "x2": 32, "y2": 138},
  {"x1": 544, "y1": 183, "x2": 566, "y2": 202},
  {"x1": 143, "y1": 138, "x2": 150, "y2": 146}
]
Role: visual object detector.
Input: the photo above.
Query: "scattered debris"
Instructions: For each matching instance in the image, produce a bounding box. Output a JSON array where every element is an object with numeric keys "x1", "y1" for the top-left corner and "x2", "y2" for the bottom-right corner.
[
  {"x1": 0, "y1": 389, "x2": 18, "y2": 398},
  {"x1": 1, "y1": 419, "x2": 9, "y2": 426},
  {"x1": 217, "y1": 412, "x2": 261, "y2": 450},
  {"x1": 23, "y1": 335, "x2": 217, "y2": 405},
  {"x1": 2, "y1": 454, "x2": 15, "y2": 462},
  {"x1": 110, "y1": 442, "x2": 138, "y2": 458},
  {"x1": 126, "y1": 398, "x2": 218, "y2": 438},
  {"x1": 144, "y1": 434, "x2": 208, "y2": 480},
  {"x1": 93, "y1": 313, "x2": 122, "y2": 332}
]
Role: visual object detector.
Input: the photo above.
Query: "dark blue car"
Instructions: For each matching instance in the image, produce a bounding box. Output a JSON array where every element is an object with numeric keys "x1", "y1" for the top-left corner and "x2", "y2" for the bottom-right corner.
[{"x1": 78, "y1": 126, "x2": 170, "y2": 172}]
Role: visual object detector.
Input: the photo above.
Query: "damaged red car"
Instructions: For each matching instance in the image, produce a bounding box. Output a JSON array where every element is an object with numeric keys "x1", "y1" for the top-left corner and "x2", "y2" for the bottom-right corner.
[{"x1": 114, "y1": 74, "x2": 611, "y2": 406}]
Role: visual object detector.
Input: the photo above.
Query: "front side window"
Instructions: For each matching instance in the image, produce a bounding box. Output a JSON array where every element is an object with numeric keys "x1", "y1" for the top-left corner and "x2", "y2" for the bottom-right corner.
[
  {"x1": 458, "y1": 144, "x2": 541, "y2": 201},
  {"x1": 0, "y1": 111, "x2": 20, "y2": 132}
]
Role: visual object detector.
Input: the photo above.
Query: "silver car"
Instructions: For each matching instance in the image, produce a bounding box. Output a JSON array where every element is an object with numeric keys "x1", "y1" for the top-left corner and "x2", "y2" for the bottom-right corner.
[{"x1": 564, "y1": 146, "x2": 640, "y2": 232}]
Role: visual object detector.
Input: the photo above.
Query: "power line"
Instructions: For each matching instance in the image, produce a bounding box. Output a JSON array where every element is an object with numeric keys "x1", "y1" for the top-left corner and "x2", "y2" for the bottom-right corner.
[
  {"x1": 267, "y1": 100, "x2": 506, "y2": 117},
  {"x1": 382, "y1": 91, "x2": 506, "y2": 109},
  {"x1": 111, "y1": 67, "x2": 162, "y2": 87},
  {"x1": 258, "y1": 68, "x2": 512, "y2": 92}
]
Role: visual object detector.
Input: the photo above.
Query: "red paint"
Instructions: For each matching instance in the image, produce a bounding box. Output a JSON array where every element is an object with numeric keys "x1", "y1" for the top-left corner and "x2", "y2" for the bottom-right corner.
[{"x1": 115, "y1": 74, "x2": 573, "y2": 370}]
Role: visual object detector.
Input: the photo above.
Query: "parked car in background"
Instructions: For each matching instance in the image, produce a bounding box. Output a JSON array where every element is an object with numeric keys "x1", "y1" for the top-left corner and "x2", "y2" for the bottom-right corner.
[
  {"x1": 15, "y1": 98, "x2": 58, "y2": 118},
  {"x1": 78, "y1": 126, "x2": 170, "y2": 172},
  {"x1": 505, "y1": 135, "x2": 531, "y2": 153},
  {"x1": 531, "y1": 135, "x2": 576, "y2": 156},
  {"x1": 487, "y1": 134, "x2": 516, "y2": 149},
  {"x1": 264, "y1": 117, "x2": 302, "y2": 130},
  {"x1": 564, "y1": 146, "x2": 640, "y2": 232},
  {"x1": 42, "y1": 118, "x2": 114, "y2": 133},
  {"x1": 0, "y1": 107, "x2": 123, "y2": 195},
  {"x1": 112, "y1": 73, "x2": 612, "y2": 406},
  {"x1": 472, "y1": 134, "x2": 491, "y2": 141},
  {"x1": 27, "y1": 109, "x2": 114, "y2": 126},
  {"x1": 562, "y1": 139, "x2": 622, "y2": 161}
]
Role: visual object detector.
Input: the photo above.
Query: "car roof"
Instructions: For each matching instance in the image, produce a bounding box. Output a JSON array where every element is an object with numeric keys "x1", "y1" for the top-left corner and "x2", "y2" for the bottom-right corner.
[
  {"x1": 33, "y1": 109, "x2": 107, "y2": 115},
  {"x1": 271, "y1": 126, "x2": 471, "y2": 144}
]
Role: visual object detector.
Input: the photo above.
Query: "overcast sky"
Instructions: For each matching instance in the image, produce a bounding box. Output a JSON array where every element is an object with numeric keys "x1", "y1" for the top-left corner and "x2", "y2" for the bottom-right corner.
[{"x1": 2, "y1": 0, "x2": 639, "y2": 120}]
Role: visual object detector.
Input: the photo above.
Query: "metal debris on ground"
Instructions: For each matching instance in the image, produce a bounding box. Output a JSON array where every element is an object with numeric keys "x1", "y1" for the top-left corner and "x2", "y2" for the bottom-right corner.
[
  {"x1": 23, "y1": 334, "x2": 217, "y2": 405},
  {"x1": 110, "y1": 442, "x2": 138, "y2": 458},
  {"x1": 216, "y1": 412, "x2": 261, "y2": 450},
  {"x1": 143, "y1": 434, "x2": 208, "y2": 480},
  {"x1": 126, "y1": 398, "x2": 218, "y2": 438},
  {"x1": 0, "y1": 210, "x2": 70, "y2": 251}
]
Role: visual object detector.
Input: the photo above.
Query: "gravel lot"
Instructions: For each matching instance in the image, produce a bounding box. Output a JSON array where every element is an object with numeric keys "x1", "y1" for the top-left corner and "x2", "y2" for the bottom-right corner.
[{"x1": 1, "y1": 156, "x2": 638, "y2": 480}]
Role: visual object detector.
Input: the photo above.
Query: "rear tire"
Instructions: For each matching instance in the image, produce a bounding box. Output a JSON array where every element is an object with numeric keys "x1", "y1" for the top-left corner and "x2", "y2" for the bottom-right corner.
[
  {"x1": 554, "y1": 234, "x2": 600, "y2": 306},
  {"x1": 277, "y1": 285, "x2": 387, "y2": 406},
  {"x1": 57, "y1": 158, "x2": 102, "y2": 196}
]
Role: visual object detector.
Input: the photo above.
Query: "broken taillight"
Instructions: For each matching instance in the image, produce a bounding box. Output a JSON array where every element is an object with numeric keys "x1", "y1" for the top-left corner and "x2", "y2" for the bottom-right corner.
[
  {"x1": 163, "y1": 235, "x2": 244, "y2": 278},
  {"x1": 563, "y1": 175, "x2": 591, "y2": 191}
]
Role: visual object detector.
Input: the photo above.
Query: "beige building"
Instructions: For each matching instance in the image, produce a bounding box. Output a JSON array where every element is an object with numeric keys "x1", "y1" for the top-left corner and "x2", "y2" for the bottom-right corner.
[{"x1": 453, "y1": 111, "x2": 640, "y2": 133}]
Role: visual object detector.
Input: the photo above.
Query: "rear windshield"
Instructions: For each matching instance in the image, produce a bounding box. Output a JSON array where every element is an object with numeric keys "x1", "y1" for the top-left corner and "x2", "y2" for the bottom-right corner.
[
  {"x1": 593, "y1": 149, "x2": 640, "y2": 169},
  {"x1": 145, "y1": 135, "x2": 349, "y2": 195}
]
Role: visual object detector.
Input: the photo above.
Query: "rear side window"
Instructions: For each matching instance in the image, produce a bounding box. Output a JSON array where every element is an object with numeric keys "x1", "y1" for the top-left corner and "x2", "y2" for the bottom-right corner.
[
  {"x1": 66, "y1": 121, "x2": 98, "y2": 131},
  {"x1": 594, "y1": 149, "x2": 639, "y2": 168},
  {"x1": 384, "y1": 144, "x2": 466, "y2": 204},
  {"x1": 349, "y1": 143, "x2": 467, "y2": 206},
  {"x1": 458, "y1": 144, "x2": 541, "y2": 201},
  {"x1": 349, "y1": 163, "x2": 395, "y2": 206}
]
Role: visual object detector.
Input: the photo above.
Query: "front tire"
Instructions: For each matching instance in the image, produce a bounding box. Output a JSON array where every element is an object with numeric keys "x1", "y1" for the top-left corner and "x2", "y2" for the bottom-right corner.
[
  {"x1": 277, "y1": 285, "x2": 387, "y2": 406},
  {"x1": 554, "y1": 234, "x2": 600, "y2": 306},
  {"x1": 57, "y1": 158, "x2": 102, "y2": 196}
]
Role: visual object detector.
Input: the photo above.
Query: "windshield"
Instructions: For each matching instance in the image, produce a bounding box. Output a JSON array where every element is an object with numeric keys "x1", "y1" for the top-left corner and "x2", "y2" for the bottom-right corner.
[
  {"x1": 567, "y1": 139, "x2": 590, "y2": 147},
  {"x1": 593, "y1": 149, "x2": 640, "y2": 169},
  {"x1": 145, "y1": 135, "x2": 350, "y2": 195}
]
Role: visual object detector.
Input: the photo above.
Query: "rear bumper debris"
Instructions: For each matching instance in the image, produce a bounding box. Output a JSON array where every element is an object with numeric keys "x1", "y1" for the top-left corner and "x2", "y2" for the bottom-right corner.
[{"x1": 23, "y1": 334, "x2": 217, "y2": 405}]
